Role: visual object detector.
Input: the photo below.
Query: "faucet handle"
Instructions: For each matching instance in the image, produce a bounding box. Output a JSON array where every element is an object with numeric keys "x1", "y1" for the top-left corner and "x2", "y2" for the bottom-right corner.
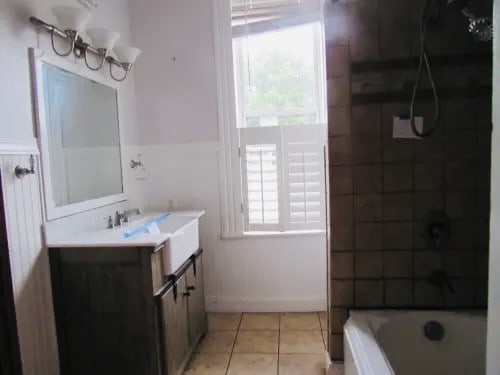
[{"x1": 103, "y1": 216, "x2": 114, "y2": 229}]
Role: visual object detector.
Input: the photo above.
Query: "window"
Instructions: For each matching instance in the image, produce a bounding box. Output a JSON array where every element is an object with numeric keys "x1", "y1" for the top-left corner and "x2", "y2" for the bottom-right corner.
[{"x1": 214, "y1": 0, "x2": 326, "y2": 236}]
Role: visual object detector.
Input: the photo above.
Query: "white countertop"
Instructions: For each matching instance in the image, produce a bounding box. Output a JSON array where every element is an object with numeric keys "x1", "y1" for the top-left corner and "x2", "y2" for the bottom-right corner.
[{"x1": 45, "y1": 210, "x2": 205, "y2": 248}]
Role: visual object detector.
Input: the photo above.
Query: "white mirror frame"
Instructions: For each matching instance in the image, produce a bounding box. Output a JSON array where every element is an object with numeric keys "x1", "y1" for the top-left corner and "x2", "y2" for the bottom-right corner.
[{"x1": 29, "y1": 48, "x2": 127, "y2": 220}]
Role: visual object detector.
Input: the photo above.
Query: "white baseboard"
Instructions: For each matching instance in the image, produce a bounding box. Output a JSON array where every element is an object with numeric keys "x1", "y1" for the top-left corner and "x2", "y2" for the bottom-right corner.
[{"x1": 206, "y1": 296, "x2": 327, "y2": 312}]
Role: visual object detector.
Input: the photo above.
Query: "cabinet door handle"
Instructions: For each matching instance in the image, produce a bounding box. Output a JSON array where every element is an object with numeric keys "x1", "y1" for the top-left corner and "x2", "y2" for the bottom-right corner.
[
  {"x1": 183, "y1": 292, "x2": 191, "y2": 297},
  {"x1": 187, "y1": 286, "x2": 196, "y2": 291}
]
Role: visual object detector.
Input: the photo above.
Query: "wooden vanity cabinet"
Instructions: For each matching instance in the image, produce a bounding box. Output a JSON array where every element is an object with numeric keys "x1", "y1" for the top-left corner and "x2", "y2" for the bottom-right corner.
[{"x1": 49, "y1": 245, "x2": 206, "y2": 375}]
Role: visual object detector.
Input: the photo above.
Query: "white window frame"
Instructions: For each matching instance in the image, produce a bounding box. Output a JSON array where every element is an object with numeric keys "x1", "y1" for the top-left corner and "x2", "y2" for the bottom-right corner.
[{"x1": 212, "y1": 0, "x2": 327, "y2": 238}]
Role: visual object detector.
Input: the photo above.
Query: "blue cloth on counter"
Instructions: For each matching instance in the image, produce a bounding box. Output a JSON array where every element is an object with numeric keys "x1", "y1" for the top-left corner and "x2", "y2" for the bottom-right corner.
[{"x1": 123, "y1": 213, "x2": 170, "y2": 238}]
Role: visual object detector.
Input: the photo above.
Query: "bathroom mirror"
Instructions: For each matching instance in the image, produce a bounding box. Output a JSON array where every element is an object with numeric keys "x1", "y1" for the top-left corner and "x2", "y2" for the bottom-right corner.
[{"x1": 30, "y1": 48, "x2": 126, "y2": 220}]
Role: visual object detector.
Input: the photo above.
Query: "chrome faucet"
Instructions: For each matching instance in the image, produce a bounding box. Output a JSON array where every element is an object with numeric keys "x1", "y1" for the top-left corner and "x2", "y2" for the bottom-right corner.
[{"x1": 114, "y1": 208, "x2": 142, "y2": 226}]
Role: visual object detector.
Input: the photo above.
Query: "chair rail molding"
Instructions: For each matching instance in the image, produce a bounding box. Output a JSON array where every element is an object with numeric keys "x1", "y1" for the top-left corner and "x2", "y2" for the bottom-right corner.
[{"x1": 0, "y1": 138, "x2": 39, "y2": 155}]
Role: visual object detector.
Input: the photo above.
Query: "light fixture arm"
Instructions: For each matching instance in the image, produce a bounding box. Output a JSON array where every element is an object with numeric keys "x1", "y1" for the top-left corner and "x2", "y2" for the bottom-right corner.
[
  {"x1": 50, "y1": 29, "x2": 75, "y2": 56},
  {"x1": 29, "y1": 16, "x2": 138, "y2": 80},
  {"x1": 84, "y1": 48, "x2": 107, "y2": 71},
  {"x1": 109, "y1": 63, "x2": 128, "y2": 82}
]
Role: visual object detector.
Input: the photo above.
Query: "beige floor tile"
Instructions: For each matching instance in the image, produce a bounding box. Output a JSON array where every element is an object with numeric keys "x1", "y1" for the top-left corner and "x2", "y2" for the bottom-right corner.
[
  {"x1": 319, "y1": 311, "x2": 328, "y2": 330},
  {"x1": 184, "y1": 352, "x2": 230, "y2": 374},
  {"x1": 280, "y1": 312, "x2": 321, "y2": 330},
  {"x1": 280, "y1": 330, "x2": 325, "y2": 354},
  {"x1": 196, "y1": 331, "x2": 237, "y2": 353},
  {"x1": 330, "y1": 362, "x2": 345, "y2": 375},
  {"x1": 233, "y1": 330, "x2": 279, "y2": 353},
  {"x1": 240, "y1": 313, "x2": 280, "y2": 330},
  {"x1": 227, "y1": 353, "x2": 278, "y2": 375},
  {"x1": 208, "y1": 313, "x2": 242, "y2": 331},
  {"x1": 279, "y1": 354, "x2": 325, "y2": 375}
]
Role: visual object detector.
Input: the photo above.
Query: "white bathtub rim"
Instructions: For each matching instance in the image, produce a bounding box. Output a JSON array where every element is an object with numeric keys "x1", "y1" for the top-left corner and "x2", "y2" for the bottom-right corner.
[
  {"x1": 344, "y1": 309, "x2": 486, "y2": 375},
  {"x1": 344, "y1": 311, "x2": 395, "y2": 375}
]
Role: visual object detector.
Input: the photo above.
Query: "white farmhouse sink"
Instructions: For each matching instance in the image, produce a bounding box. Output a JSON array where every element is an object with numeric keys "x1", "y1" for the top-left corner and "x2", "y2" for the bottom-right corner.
[{"x1": 155, "y1": 214, "x2": 200, "y2": 275}]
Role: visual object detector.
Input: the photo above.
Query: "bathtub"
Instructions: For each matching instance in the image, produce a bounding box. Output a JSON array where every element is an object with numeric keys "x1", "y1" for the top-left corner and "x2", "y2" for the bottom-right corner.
[{"x1": 344, "y1": 310, "x2": 486, "y2": 375}]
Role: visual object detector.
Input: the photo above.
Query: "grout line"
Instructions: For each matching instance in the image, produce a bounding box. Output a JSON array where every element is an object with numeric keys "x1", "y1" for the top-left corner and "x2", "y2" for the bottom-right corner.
[
  {"x1": 277, "y1": 313, "x2": 281, "y2": 375},
  {"x1": 224, "y1": 313, "x2": 243, "y2": 375}
]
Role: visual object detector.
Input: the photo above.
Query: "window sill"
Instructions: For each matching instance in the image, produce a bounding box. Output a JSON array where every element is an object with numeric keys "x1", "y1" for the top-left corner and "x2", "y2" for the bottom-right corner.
[{"x1": 221, "y1": 229, "x2": 326, "y2": 240}]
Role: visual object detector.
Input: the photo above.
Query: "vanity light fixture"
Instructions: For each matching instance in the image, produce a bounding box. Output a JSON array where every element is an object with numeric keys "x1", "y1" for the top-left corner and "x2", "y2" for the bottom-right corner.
[{"x1": 29, "y1": 6, "x2": 141, "y2": 81}]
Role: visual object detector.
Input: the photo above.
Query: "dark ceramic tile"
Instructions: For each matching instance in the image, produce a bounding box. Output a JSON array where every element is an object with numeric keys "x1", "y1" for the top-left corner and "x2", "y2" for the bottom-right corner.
[
  {"x1": 385, "y1": 280, "x2": 414, "y2": 307},
  {"x1": 445, "y1": 279, "x2": 474, "y2": 307},
  {"x1": 328, "y1": 107, "x2": 351, "y2": 136},
  {"x1": 383, "y1": 193, "x2": 413, "y2": 221},
  {"x1": 379, "y1": 25, "x2": 411, "y2": 58},
  {"x1": 477, "y1": 131, "x2": 492, "y2": 160},
  {"x1": 414, "y1": 163, "x2": 443, "y2": 191},
  {"x1": 444, "y1": 99, "x2": 478, "y2": 131},
  {"x1": 446, "y1": 131, "x2": 477, "y2": 160},
  {"x1": 354, "y1": 222, "x2": 383, "y2": 250},
  {"x1": 383, "y1": 138, "x2": 414, "y2": 162},
  {"x1": 331, "y1": 222, "x2": 354, "y2": 251},
  {"x1": 446, "y1": 191, "x2": 475, "y2": 219},
  {"x1": 331, "y1": 280, "x2": 354, "y2": 306},
  {"x1": 414, "y1": 137, "x2": 445, "y2": 161},
  {"x1": 352, "y1": 135, "x2": 382, "y2": 163},
  {"x1": 331, "y1": 195, "x2": 353, "y2": 223},
  {"x1": 476, "y1": 250, "x2": 489, "y2": 278},
  {"x1": 384, "y1": 164, "x2": 413, "y2": 192},
  {"x1": 355, "y1": 281, "x2": 383, "y2": 307},
  {"x1": 413, "y1": 192, "x2": 444, "y2": 221},
  {"x1": 384, "y1": 251, "x2": 413, "y2": 278},
  {"x1": 331, "y1": 308, "x2": 348, "y2": 334},
  {"x1": 446, "y1": 161, "x2": 475, "y2": 190},
  {"x1": 330, "y1": 166, "x2": 353, "y2": 194},
  {"x1": 353, "y1": 165, "x2": 383, "y2": 193},
  {"x1": 476, "y1": 219, "x2": 490, "y2": 249},
  {"x1": 331, "y1": 252, "x2": 354, "y2": 279},
  {"x1": 350, "y1": 26, "x2": 379, "y2": 62},
  {"x1": 327, "y1": 78, "x2": 350, "y2": 107},
  {"x1": 354, "y1": 194, "x2": 383, "y2": 222},
  {"x1": 384, "y1": 222, "x2": 413, "y2": 250},
  {"x1": 414, "y1": 281, "x2": 444, "y2": 307},
  {"x1": 327, "y1": 45, "x2": 350, "y2": 78},
  {"x1": 414, "y1": 251, "x2": 442, "y2": 278},
  {"x1": 477, "y1": 161, "x2": 491, "y2": 191},
  {"x1": 475, "y1": 192, "x2": 491, "y2": 219},
  {"x1": 475, "y1": 278, "x2": 489, "y2": 307},
  {"x1": 352, "y1": 104, "x2": 382, "y2": 134},
  {"x1": 329, "y1": 137, "x2": 352, "y2": 165},
  {"x1": 355, "y1": 251, "x2": 383, "y2": 278},
  {"x1": 444, "y1": 250, "x2": 475, "y2": 278},
  {"x1": 447, "y1": 220, "x2": 476, "y2": 249},
  {"x1": 331, "y1": 334, "x2": 344, "y2": 361}
]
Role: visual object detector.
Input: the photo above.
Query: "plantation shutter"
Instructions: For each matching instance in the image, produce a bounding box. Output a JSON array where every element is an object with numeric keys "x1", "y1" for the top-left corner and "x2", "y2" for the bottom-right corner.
[
  {"x1": 240, "y1": 126, "x2": 284, "y2": 231},
  {"x1": 231, "y1": 0, "x2": 322, "y2": 38},
  {"x1": 240, "y1": 125, "x2": 325, "y2": 232},
  {"x1": 282, "y1": 125, "x2": 325, "y2": 230}
]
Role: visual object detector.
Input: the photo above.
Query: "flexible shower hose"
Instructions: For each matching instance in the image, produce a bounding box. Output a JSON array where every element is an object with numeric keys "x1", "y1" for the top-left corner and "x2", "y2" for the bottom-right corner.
[{"x1": 410, "y1": 0, "x2": 440, "y2": 138}]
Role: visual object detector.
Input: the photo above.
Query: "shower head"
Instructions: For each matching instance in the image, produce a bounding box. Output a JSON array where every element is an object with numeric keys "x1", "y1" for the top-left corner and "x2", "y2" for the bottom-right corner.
[{"x1": 447, "y1": 0, "x2": 493, "y2": 41}]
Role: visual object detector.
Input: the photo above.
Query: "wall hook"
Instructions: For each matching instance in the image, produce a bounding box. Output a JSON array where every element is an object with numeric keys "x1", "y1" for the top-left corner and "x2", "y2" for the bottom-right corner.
[
  {"x1": 130, "y1": 154, "x2": 145, "y2": 170},
  {"x1": 15, "y1": 155, "x2": 36, "y2": 179}
]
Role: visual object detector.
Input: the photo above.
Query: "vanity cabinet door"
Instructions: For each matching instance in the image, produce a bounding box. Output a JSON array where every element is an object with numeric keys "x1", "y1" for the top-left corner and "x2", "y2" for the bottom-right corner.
[
  {"x1": 159, "y1": 274, "x2": 190, "y2": 375},
  {"x1": 186, "y1": 254, "x2": 207, "y2": 346}
]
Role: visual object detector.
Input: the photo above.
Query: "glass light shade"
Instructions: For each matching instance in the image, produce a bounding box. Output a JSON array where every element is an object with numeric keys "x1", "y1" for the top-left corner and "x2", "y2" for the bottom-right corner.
[
  {"x1": 87, "y1": 28, "x2": 120, "y2": 51},
  {"x1": 51, "y1": 6, "x2": 91, "y2": 33},
  {"x1": 114, "y1": 46, "x2": 141, "y2": 64}
]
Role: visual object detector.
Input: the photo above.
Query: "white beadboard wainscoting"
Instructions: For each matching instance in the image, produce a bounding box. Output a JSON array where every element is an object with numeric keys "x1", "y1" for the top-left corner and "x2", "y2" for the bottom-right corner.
[
  {"x1": 139, "y1": 142, "x2": 328, "y2": 313},
  {"x1": 0, "y1": 140, "x2": 59, "y2": 374}
]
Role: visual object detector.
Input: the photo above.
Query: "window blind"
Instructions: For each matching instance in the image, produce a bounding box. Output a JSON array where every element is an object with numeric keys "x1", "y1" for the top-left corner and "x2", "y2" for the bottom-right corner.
[{"x1": 231, "y1": 0, "x2": 322, "y2": 38}]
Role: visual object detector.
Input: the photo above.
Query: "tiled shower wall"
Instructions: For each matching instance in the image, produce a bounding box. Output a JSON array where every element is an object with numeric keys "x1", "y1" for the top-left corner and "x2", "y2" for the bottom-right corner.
[{"x1": 325, "y1": 0, "x2": 492, "y2": 360}]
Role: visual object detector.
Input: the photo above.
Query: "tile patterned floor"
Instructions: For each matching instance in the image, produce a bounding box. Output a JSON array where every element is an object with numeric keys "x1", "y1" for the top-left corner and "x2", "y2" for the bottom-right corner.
[{"x1": 184, "y1": 312, "x2": 344, "y2": 375}]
